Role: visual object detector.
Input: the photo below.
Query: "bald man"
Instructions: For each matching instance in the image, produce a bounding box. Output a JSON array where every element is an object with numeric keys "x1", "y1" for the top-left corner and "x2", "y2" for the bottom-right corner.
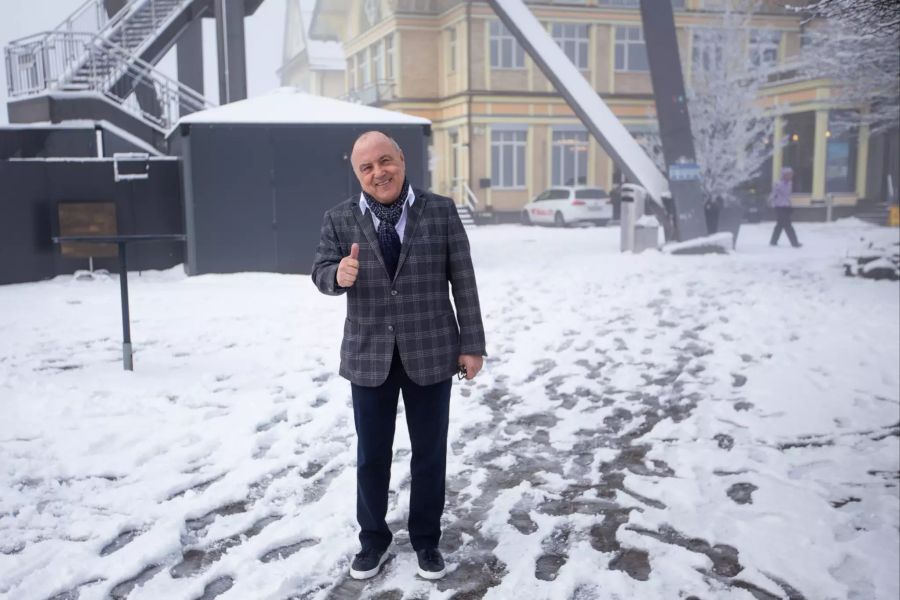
[{"x1": 312, "y1": 131, "x2": 487, "y2": 581}]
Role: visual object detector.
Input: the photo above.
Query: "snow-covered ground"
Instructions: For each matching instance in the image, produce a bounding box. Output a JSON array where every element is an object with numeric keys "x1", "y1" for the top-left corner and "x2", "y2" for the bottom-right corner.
[{"x1": 1, "y1": 219, "x2": 898, "y2": 600}]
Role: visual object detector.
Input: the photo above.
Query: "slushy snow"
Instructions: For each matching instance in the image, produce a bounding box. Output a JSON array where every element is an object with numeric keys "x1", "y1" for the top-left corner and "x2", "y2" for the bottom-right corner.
[{"x1": 1, "y1": 219, "x2": 898, "y2": 600}]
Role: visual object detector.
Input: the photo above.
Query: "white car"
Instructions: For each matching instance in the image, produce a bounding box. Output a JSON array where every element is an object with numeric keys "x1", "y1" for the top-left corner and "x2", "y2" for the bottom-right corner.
[{"x1": 521, "y1": 186, "x2": 613, "y2": 227}]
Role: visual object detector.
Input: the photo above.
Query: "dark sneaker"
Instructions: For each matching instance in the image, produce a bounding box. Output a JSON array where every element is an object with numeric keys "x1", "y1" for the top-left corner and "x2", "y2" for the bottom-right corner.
[
  {"x1": 350, "y1": 547, "x2": 388, "y2": 580},
  {"x1": 416, "y1": 548, "x2": 446, "y2": 580}
]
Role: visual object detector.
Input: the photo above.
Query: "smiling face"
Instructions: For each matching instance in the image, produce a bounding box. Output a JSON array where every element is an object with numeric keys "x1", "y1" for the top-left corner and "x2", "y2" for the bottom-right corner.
[{"x1": 351, "y1": 132, "x2": 406, "y2": 205}]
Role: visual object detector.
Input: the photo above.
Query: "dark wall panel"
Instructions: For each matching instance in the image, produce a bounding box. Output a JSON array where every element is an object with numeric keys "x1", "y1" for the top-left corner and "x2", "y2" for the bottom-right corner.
[
  {"x1": 0, "y1": 128, "x2": 98, "y2": 159},
  {"x1": 183, "y1": 122, "x2": 430, "y2": 276},
  {"x1": 188, "y1": 125, "x2": 276, "y2": 274},
  {"x1": 0, "y1": 159, "x2": 183, "y2": 284},
  {"x1": 270, "y1": 126, "x2": 347, "y2": 275},
  {"x1": 0, "y1": 162, "x2": 55, "y2": 284}
]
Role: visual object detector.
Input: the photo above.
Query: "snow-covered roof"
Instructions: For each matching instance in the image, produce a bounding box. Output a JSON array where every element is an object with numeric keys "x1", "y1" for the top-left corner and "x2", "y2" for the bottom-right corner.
[
  {"x1": 300, "y1": 0, "x2": 345, "y2": 70},
  {"x1": 177, "y1": 89, "x2": 431, "y2": 126}
]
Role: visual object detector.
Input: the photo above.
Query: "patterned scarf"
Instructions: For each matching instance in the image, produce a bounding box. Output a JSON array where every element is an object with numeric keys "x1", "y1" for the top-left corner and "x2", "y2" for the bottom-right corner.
[{"x1": 363, "y1": 178, "x2": 410, "y2": 278}]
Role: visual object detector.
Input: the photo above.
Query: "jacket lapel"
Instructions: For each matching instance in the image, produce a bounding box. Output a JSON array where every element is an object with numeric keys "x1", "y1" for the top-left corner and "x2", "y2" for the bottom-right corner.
[
  {"x1": 351, "y1": 198, "x2": 387, "y2": 273},
  {"x1": 393, "y1": 190, "x2": 426, "y2": 283}
]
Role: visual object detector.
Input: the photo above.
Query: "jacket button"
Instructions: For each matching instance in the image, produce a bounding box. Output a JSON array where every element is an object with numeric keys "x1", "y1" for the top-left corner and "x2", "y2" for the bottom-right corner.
[
  {"x1": 391, "y1": 290, "x2": 398, "y2": 296},
  {"x1": 388, "y1": 325, "x2": 394, "y2": 332}
]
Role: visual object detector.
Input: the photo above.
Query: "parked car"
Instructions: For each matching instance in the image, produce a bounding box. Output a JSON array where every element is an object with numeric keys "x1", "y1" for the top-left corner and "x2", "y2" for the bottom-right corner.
[{"x1": 521, "y1": 186, "x2": 613, "y2": 227}]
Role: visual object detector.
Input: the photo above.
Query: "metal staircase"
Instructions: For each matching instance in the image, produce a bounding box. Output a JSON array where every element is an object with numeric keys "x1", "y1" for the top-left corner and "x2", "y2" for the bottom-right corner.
[{"x1": 4, "y1": 0, "x2": 216, "y2": 147}]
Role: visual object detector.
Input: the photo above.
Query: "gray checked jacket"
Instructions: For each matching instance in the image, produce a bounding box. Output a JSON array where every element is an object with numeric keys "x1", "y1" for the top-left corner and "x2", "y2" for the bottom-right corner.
[{"x1": 311, "y1": 188, "x2": 487, "y2": 387}]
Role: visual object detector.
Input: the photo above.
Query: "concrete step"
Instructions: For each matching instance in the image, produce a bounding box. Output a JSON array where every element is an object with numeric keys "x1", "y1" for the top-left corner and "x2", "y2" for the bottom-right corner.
[
  {"x1": 855, "y1": 203, "x2": 892, "y2": 226},
  {"x1": 457, "y1": 205, "x2": 477, "y2": 228}
]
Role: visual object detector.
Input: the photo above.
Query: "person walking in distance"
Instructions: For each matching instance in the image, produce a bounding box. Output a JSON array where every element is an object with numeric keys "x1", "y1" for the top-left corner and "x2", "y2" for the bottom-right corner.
[
  {"x1": 769, "y1": 167, "x2": 802, "y2": 248},
  {"x1": 311, "y1": 131, "x2": 487, "y2": 581}
]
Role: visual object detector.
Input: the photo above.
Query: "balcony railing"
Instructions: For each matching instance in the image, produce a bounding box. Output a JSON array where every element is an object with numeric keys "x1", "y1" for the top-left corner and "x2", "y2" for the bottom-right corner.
[{"x1": 342, "y1": 80, "x2": 396, "y2": 106}]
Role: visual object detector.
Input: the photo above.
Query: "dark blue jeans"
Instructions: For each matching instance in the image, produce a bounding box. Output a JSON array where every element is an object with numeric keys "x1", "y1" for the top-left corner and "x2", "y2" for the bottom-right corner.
[{"x1": 351, "y1": 346, "x2": 452, "y2": 552}]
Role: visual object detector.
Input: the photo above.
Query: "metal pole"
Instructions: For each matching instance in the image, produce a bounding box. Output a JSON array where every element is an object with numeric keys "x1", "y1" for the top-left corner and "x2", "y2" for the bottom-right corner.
[{"x1": 118, "y1": 241, "x2": 133, "y2": 371}]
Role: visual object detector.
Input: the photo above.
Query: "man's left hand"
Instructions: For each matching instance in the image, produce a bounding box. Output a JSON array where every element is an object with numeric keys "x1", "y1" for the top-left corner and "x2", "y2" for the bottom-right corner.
[{"x1": 457, "y1": 354, "x2": 484, "y2": 380}]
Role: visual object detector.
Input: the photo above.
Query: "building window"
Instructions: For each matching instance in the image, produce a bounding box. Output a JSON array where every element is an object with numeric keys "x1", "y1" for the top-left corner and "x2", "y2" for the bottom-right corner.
[
  {"x1": 491, "y1": 129, "x2": 527, "y2": 188},
  {"x1": 552, "y1": 130, "x2": 589, "y2": 186},
  {"x1": 552, "y1": 23, "x2": 589, "y2": 70},
  {"x1": 825, "y1": 110, "x2": 858, "y2": 193},
  {"x1": 490, "y1": 20, "x2": 525, "y2": 69},
  {"x1": 385, "y1": 34, "x2": 394, "y2": 79},
  {"x1": 614, "y1": 26, "x2": 648, "y2": 72},
  {"x1": 748, "y1": 29, "x2": 780, "y2": 68},
  {"x1": 373, "y1": 41, "x2": 384, "y2": 81},
  {"x1": 782, "y1": 112, "x2": 815, "y2": 194},
  {"x1": 357, "y1": 48, "x2": 370, "y2": 87},
  {"x1": 448, "y1": 27, "x2": 457, "y2": 72},
  {"x1": 449, "y1": 131, "x2": 460, "y2": 187},
  {"x1": 691, "y1": 28, "x2": 723, "y2": 72}
]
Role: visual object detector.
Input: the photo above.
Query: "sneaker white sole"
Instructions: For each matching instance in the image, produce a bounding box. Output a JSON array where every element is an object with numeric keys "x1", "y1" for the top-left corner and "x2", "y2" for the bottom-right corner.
[
  {"x1": 349, "y1": 551, "x2": 389, "y2": 580},
  {"x1": 417, "y1": 566, "x2": 446, "y2": 580}
]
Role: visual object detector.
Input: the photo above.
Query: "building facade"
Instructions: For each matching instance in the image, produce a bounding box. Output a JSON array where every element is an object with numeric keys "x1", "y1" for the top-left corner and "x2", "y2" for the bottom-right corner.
[
  {"x1": 278, "y1": 0, "x2": 347, "y2": 96},
  {"x1": 284, "y1": 0, "x2": 895, "y2": 220}
]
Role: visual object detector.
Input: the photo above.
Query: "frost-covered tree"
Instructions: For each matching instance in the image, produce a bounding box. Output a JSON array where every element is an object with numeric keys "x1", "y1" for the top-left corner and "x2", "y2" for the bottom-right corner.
[
  {"x1": 792, "y1": 0, "x2": 900, "y2": 40},
  {"x1": 793, "y1": 4, "x2": 900, "y2": 135},
  {"x1": 687, "y1": 3, "x2": 778, "y2": 203},
  {"x1": 636, "y1": 2, "x2": 779, "y2": 204}
]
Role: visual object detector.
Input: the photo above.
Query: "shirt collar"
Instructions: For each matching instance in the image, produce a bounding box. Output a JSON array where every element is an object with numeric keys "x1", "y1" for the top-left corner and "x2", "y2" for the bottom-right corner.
[{"x1": 359, "y1": 185, "x2": 415, "y2": 215}]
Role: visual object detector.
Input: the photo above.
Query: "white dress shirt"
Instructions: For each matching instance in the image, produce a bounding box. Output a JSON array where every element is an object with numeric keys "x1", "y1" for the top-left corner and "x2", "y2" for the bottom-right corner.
[{"x1": 358, "y1": 186, "x2": 416, "y2": 243}]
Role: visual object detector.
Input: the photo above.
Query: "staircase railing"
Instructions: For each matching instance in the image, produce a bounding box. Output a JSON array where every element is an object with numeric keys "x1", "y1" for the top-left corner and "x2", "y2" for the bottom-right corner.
[
  {"x1": 462, "y1": 180, "x2": 480, "y2": 215},
  {"x1": 51, "y1": 0, "x2": 111, "y2": 38},
  {"x1": 5, "y1": 0, "x2": 191, "y2": 99},
  {"x1": 6, "y1": 32, "x2": 213, "y2": 131}
]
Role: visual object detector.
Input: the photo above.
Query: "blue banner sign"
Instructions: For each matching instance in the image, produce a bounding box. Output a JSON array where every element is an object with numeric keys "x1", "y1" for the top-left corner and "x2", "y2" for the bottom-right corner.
[{"x1": 668, "y1": 162, "x2": 701, "y2": 182}]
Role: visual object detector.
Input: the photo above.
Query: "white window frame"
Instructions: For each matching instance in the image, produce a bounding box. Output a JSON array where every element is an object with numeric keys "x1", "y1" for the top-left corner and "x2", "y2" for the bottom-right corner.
[
  {"x1": 552, "y1": 23, "x2": 589, "y2": 71},
  {"x1": 490, "y1": 20, "x2": 525, "y2": 70},
  {"x1": 385, "y1": 34, "x2": 394, "y2": 79},
  {"x1": 491, "y1": 128, "x2": 527, "y2": 189},
  {"x1": 748, "y1": 28, "x2": 781, "y2": 68},
  {"x1": 691, "y1": 28, "x2": 723, "y2": 72},
  {"x1": 373, "y1": 40, "x2": 384, "y2": 81},
  {"x1": 359, "y1": 47, "x2": 371, "y2": 86},
  {"x1": 449, "y1": 131, "x2": 460, "y2": 188},
  {"x1": 448, "y1": 27, "x2": 457, "y2": 73},
  {"x1": 552, "y1": 129, "x2": 589, "y2": 187},
  {"x1": 614, "y1": 26, "x2": 648, "y2": 72}
]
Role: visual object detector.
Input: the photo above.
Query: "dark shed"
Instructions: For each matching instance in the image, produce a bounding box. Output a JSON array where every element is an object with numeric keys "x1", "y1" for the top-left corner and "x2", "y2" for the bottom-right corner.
[{"x1": 170, "y1": 89, "x2": 432, "y2": 276}]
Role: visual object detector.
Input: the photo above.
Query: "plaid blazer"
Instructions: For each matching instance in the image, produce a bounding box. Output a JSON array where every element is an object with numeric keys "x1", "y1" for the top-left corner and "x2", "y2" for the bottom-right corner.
[{"x1": 311, "y1": 189, "x2": 487, "y2": 387}]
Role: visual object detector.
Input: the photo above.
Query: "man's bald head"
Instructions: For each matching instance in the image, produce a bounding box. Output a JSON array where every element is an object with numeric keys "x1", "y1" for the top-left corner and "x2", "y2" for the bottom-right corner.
[
  {"x1": 351, "y1": 131, "x2": 401, "y2": 164},
  {"x1": 351, "y1": 131, "x2": 407, "y2": 204}
]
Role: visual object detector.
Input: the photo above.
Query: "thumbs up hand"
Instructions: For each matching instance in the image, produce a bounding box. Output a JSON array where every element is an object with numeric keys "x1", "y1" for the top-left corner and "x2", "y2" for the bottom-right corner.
[{"x1": 336, "y1": 243, "x2": 360, "y2": 288}]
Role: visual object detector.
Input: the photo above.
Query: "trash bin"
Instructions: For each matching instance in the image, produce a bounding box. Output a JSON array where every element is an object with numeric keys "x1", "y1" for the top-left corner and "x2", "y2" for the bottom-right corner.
[
  {"x1": 620, "y1": 183, "x2": 646, "y2": 252},
  {"x1": 634, "y1": 215, "x2": 660, "y2": 253}
]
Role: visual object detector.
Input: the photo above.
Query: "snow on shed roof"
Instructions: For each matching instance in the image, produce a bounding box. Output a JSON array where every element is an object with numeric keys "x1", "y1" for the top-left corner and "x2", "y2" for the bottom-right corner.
[{"x1": 178, "y1": 89, "x2": 430, "y2": 126}]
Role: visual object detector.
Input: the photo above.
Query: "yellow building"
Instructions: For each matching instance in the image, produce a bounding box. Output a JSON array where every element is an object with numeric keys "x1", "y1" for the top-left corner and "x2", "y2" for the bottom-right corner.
[{"x1": 284, "y1": 0, "x2": 896, "y2": 221}]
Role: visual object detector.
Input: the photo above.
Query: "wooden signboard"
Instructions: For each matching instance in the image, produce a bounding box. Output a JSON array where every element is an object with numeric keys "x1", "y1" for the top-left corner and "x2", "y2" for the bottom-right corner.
[{"x1": 58, "y1": 202, "x2": 118, "y2": 258}]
